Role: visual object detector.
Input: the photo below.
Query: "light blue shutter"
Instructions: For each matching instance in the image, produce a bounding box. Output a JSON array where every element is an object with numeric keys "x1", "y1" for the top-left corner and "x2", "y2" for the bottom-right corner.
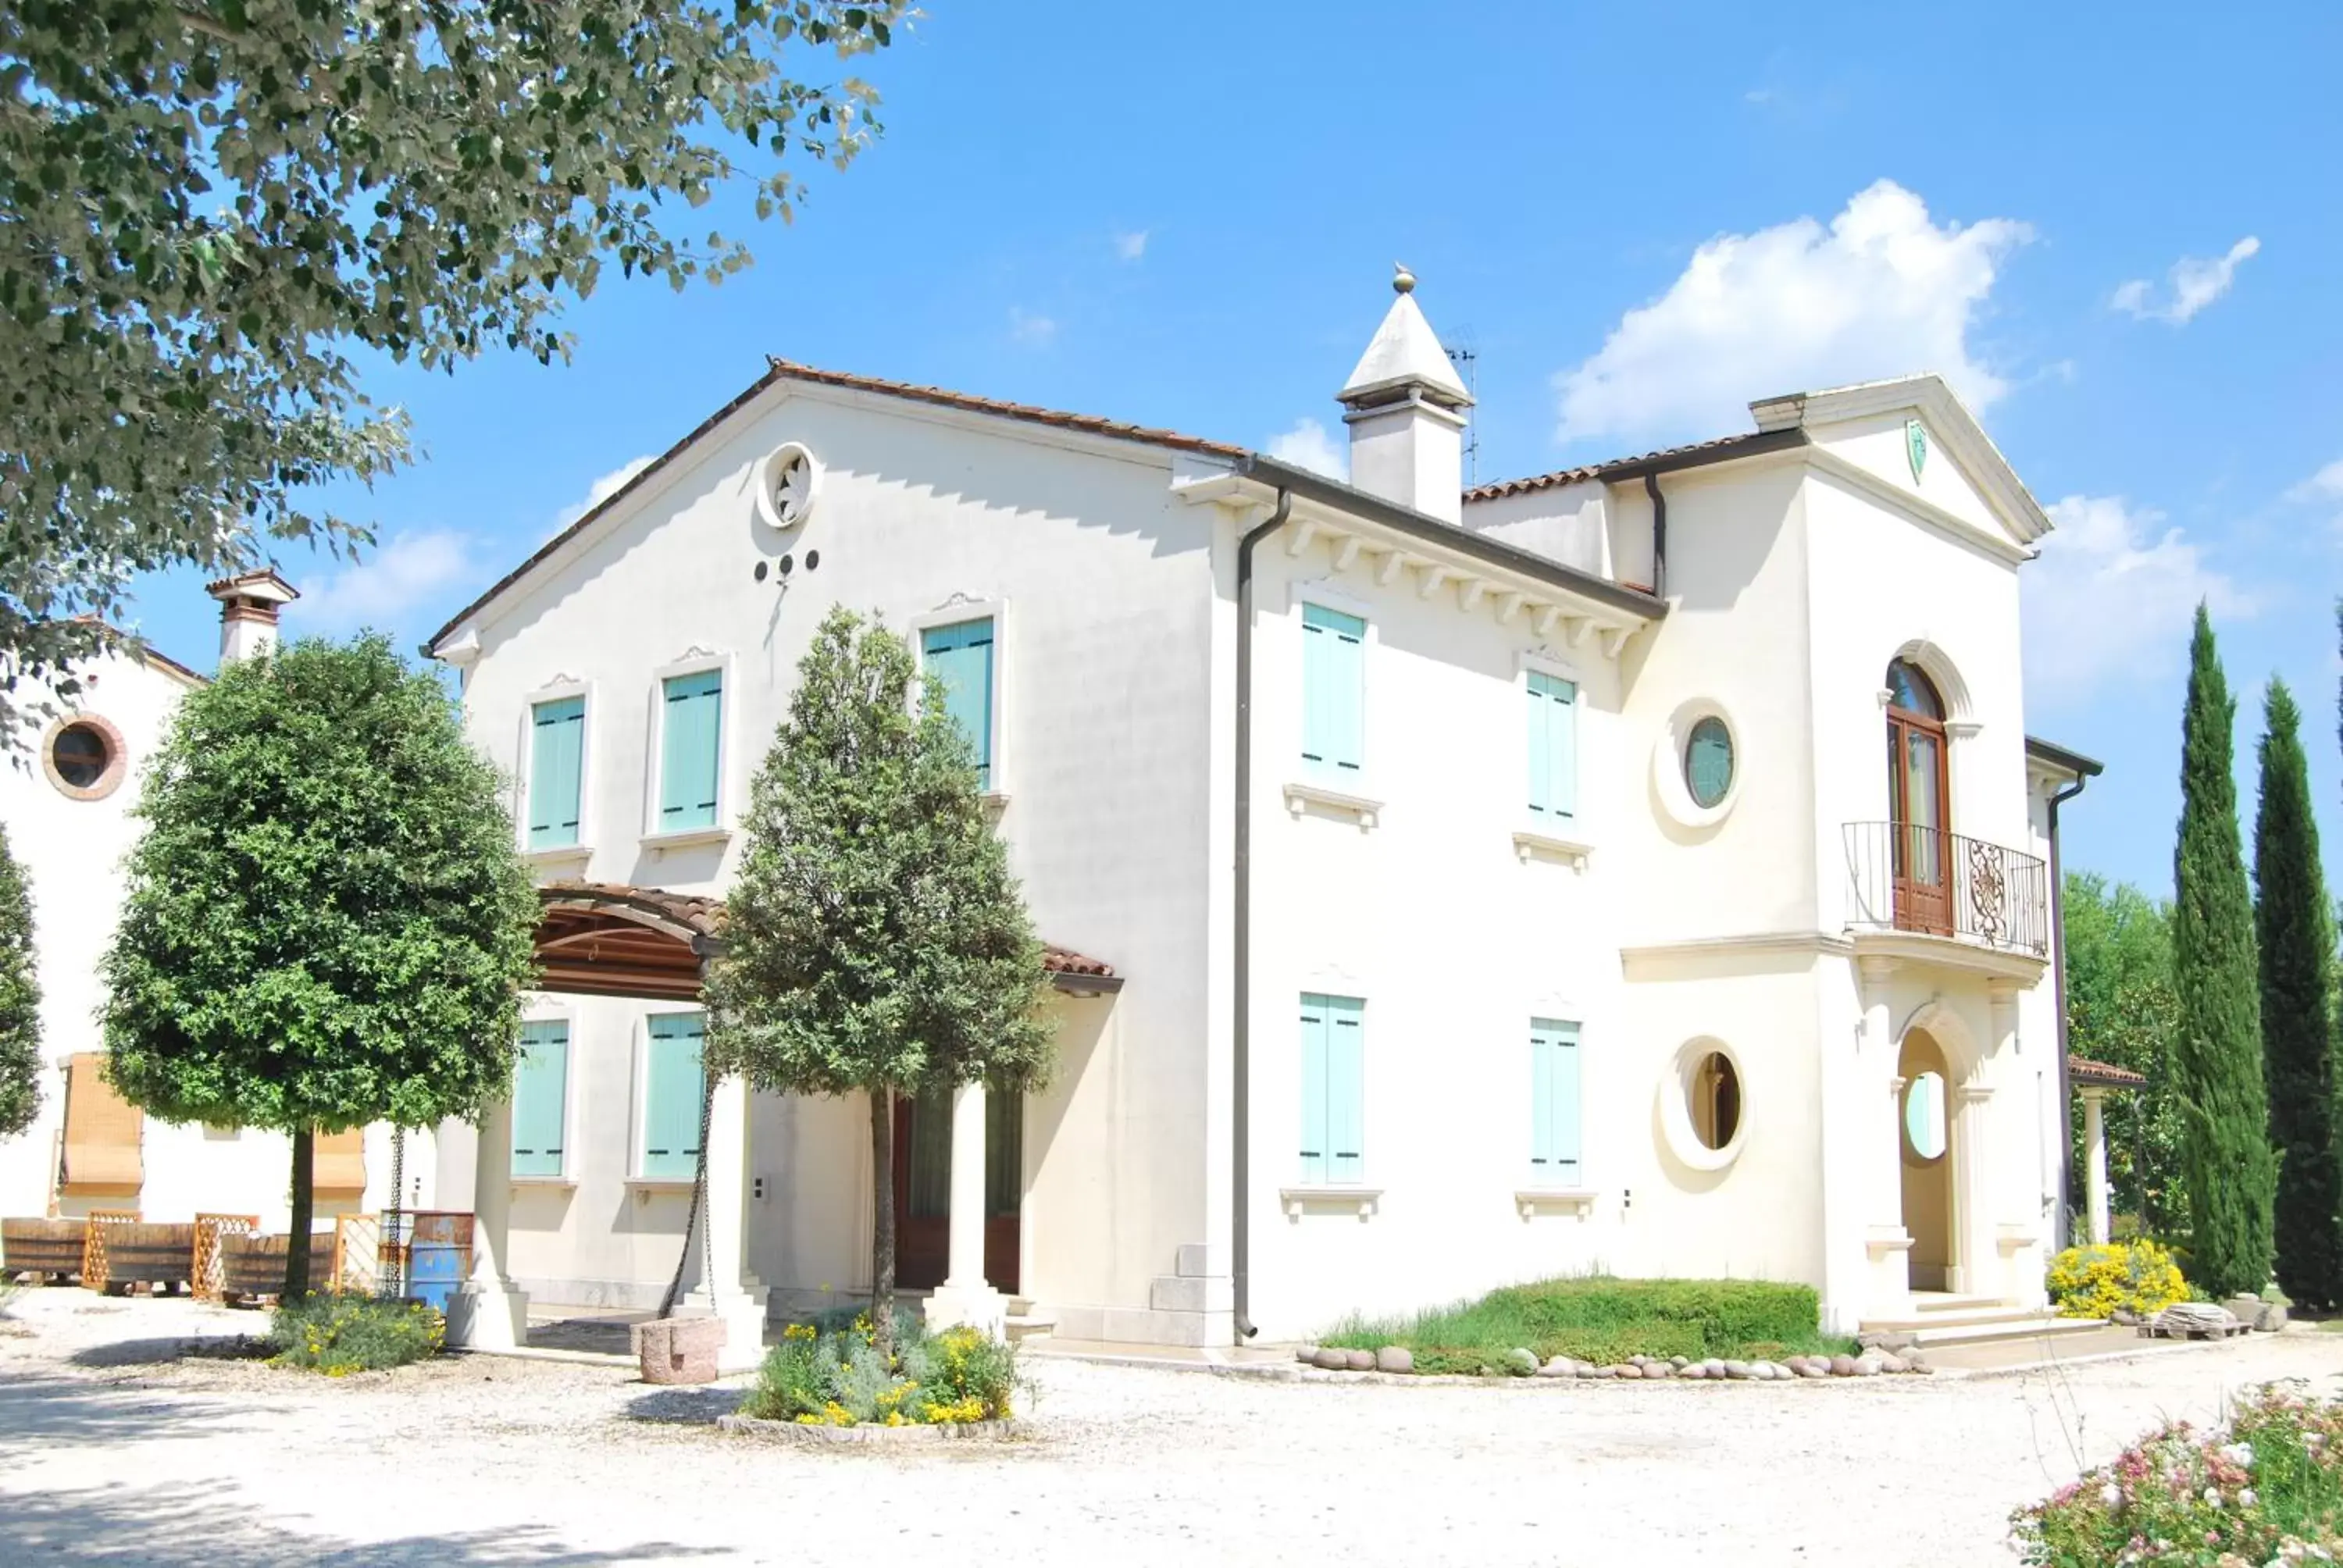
[
  {"x1": 528, "y1": 697, "x2": 585, "y2": 849},
  {"x1": 1301, "y1": 604, "x2": 1366, "y2": 776},
  {"x1": 1527, "y1": 673, "x2": 1577, "y2": 819},
  {"x1": 1298, "y1": 994, "x2": 1328, "y2": 1185},
  {"x1": 659, "y1": 671, "x2": 722, "y2": 829},
  {"x1": 511, "y1": 1021, "x2": 569, "y2": 1178},
  {"x1": 1532, "y1": 1018, "x2": 1582, "y2": 1185},
  {"x1": 1326, "y1": 996, "x2": 1364, "y2": 1182},
  {"x1": 921, "y1": 619, "x2": 996, "y2": 791},
  {"x1": 642, "y1": 1014, "x2": 705, "y2": 1180}
]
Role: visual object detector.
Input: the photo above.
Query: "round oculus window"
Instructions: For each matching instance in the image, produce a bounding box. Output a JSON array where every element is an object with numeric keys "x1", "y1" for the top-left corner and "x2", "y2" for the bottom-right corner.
[
  {"x1": 51, "y1": 722, "x2": 113, "y2": 789},
  {"x1": 1689, "y1": 1049, "x2": 1742, "y2": 1151},
  {"x1": 1683, "y1": 716, "x2": 1735, "y2": 809},
  {"x1": 1903, "y1": 1070, "x2": 1948, "y2": 1161}
]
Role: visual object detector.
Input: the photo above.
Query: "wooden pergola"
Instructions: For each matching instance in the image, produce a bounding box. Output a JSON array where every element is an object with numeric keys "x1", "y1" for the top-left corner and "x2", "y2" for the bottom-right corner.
[{"x1": 529, "y1": 879, "x2": 1124, "y2": 1001}]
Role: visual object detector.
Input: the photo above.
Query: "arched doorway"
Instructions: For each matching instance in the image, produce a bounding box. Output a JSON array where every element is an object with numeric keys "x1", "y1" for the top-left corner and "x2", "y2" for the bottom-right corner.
[
  {"x1": 1885, "y1": 658, "x2": 1952, "y2": 935},
  {"x1": 1898, "y1": 1028, "x2": 1956, "y2": 1292}
]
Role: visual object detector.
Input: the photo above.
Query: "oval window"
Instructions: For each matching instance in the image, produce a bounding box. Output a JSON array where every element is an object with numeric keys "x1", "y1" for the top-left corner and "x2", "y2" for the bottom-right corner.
[
  {"x1": 1903, "y1": 1070, "x2": 1947, "y2": 1160},
  {"x1": 51, "y1": 722, "x2": 112, "y2": 789},
  {"x1": 1684, "y1": 716, "x2": 1735, "y2": 809},
  {"x1": 1690, "y1": 1050, "x2": 1742, "y2": 1151}
]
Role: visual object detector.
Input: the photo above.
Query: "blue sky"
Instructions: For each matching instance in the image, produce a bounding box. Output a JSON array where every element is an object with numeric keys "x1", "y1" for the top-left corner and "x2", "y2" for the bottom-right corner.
[{"x1": 124, "y1": 1, "x2": 2342, "y2": 898}]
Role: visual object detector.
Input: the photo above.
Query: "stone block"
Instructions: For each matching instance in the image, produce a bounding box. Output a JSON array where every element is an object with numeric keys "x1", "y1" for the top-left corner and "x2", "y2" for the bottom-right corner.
[
  {"x1": 1173, "y1": 1244, "x2": 1225, "y2": 1278},
  {"x1": 1148, "y1": 1274, "x2": 1233, "y2": 1314},
  {"x1": 632, "y1": 1315, "x2": 725, "y2": 1386}
]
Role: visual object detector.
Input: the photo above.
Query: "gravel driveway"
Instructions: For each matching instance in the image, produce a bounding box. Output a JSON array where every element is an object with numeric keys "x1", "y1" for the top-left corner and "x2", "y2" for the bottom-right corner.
[{"x1": 2, "y1": 1286, "x2": 2338, "y2": 1566}]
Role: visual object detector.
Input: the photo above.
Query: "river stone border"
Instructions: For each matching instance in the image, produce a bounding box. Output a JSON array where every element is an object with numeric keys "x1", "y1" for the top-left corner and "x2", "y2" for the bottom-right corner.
[
  {"x1": 717, "y1": 1414, "x2": 1027, "y2": 1445},
  {"x1": 1294, "y1": 1345, "x2": 1932, "y2": 1382}
]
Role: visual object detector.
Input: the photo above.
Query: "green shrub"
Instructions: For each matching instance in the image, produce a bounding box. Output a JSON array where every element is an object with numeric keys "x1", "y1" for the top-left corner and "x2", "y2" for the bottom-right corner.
[
  {"x1": 2012, "y1": 1384, "x2": 2343, "y2": 1565},
  {"x1": 269, "y1": 1293, "x2": 444, "y2": 1375},
  {"x1": 1321, "y1": 1275, "x2": 1840, "y2": 1370},
  {"x1": 2045, "y1": 1239, "x2": 2191, "y2": 1320},
  {"x1": 741, "y1": 1315, "x2": 1022, "y2": 1427}
]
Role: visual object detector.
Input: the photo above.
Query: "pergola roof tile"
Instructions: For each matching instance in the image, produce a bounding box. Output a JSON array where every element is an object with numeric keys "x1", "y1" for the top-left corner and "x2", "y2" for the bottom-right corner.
[
  {"x1": 532, "y1": 882, "x2": 1118, "y2": 998},
  {"x1": 2070, "y1": 1056, "x2": 2146, "y2": 1089}
]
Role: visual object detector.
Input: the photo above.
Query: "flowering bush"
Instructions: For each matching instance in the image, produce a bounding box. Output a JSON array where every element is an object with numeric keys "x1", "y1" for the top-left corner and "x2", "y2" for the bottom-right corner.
[
  {"x1": 269, "y1": 1293, "x2": 444, "y2": 1375},
  {"x1": 2011, "y1": 1384, "x2": 2343, "y2": 1566},
  {"x1": 2048, "y1": 1240, "x2": 2192, "y2": 1320},
  {"x1": 743, "y1": 1313, "x2": 1021, "y2": 1427}
]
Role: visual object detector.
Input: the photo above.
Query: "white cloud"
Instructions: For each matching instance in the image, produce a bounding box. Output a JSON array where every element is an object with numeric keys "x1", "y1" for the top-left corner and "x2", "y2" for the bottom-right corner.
[
  {"x1": 552, "y1": 454, "x2": 653, "y2": 535},
  {"x1": 1113, "y1": 229, "x2": 1149, "y2": 262},
  {"x1": 2022, "y1": 494, "x2": 2249, "y2": 708},
  {"x1": 1008, "y1": 307, "x2": 1057, "y2": 347},
  {"x1": 1554, "y1": 180, "x2": 2033, "y2": 447},
  {"x1": 2111, "y1": 237, "x2": 2259, "y2": 324},
  {"x1": 291, "y1": 529, "x2": 480, "y2": 635},
  {"x1": 2286, "y1": 457, "x2": 2343, "y2": 504},
  {"x1": 1267, "y1": 417, "x2": 1347, "y2": 479}
]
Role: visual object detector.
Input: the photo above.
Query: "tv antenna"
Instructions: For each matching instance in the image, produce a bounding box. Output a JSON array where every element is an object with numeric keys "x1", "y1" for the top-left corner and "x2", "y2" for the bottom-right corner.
[{"x1": 1446, "y1": 337, "x2": 1480, "y2": 484}]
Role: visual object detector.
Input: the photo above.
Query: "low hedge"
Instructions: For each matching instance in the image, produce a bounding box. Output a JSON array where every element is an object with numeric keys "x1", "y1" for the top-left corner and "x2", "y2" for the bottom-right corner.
[{"x1": 1322, "y1": 1276, "x2": 1837, "y2": 1367}]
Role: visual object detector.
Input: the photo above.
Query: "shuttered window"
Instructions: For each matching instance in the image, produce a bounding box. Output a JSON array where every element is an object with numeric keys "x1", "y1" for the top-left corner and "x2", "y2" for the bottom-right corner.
[
  {"x1": 658, "y1": 670, "x2": 722, "y2": 830},
  {"x1": 920, "y1": 618, "x2": 996, "y2": 791},
  {"x1": 641, "y1": 1014, "x2": 704, "y2": 1181},
  {"x1": 512, "y1": 1021, "x2": 570, "y2": 1179},
  {"x1": 1298, "y1": 992, "x2": 1365, "y2": 1185},
  {"x1": 528, "y1": 697, "x2": 586, "y2": 849},
  {"x1": 1300, "y1": 604, "x2": 1365, "y2": 777},
  {"x1": 1525, "y1": 672, "x2": 1578, "y2": 820},
  {"x1": 1528, "y1": 1018, "x2": 1583, "y2": 1185}
]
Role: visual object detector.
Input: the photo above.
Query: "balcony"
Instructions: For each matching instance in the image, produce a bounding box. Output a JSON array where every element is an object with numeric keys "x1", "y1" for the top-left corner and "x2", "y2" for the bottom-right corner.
[{"x1": 1842, "y1": 821, "x2": 2049, "y2": 960}]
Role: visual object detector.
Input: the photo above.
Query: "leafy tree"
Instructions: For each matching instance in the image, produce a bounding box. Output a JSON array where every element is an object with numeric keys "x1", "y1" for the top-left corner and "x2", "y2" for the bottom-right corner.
[
  {"x1": 2254, "y1": 679, "x2": 2343, "y2": 1306},
  {"x1": 0, "y1": 2, "x2": 899, "y2": 729},
  {"x1": 2170, "y1": 604, "x2": 2277, "y2": 1298},
  {"x1": 99, "y1": 634, "x2": 538, "y2": 1300},
  {"x1": 0, "y1": 825, "x2": 41, "y2": 1137},
  {"x1": 704, "y1": 608, "x2": 1054, "y2": 1362},
  {"x1": 2062, "y1": 871, "x2": 2186, "y2": 1235}
]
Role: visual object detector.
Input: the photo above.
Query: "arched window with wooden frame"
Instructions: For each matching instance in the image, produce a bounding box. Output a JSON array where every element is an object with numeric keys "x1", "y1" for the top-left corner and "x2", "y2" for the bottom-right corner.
[{"x1": 1885, "y1": 658, "x2": 1952, "y2": 935}]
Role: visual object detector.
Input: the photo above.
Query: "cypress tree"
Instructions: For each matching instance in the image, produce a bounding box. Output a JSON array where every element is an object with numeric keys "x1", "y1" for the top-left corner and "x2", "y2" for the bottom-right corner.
[
  {"x1": 2256, "y1": 677, "x2": 2343, "y2": 1306},
  {"x1": 0, "y1": 823, "x2": 41, "y2": 1137},
  {"x1": 2171, "y1": 604, "x2": 2277, "y2": 1299}
]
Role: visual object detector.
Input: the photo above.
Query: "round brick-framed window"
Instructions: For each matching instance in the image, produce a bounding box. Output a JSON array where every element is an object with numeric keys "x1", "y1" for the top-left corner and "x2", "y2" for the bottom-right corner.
[{"x1": 42, "y1": 713, "x2": 127, "y2": 801}]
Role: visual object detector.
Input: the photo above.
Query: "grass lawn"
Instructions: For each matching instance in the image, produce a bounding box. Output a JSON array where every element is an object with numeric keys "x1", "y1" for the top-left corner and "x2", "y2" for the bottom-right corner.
[{"x1": 1318, "y1": 1276, "x2": 1856, "y2": 1374}]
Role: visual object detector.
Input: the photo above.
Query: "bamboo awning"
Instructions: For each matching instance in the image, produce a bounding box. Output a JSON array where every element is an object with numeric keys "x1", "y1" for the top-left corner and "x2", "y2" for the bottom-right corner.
[{"x1": 312, "y1": 1128, "x2": 366, "y2": 1194}]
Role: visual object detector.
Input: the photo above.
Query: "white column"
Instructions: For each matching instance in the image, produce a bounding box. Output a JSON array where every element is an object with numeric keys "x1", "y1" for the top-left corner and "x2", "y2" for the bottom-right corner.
[
  {"x1": 1950, "y1": 1082, "x2": 1995, "y2": 1296},
  {"x1": 2082, "y1": 1089, "x2": 2111, "y2": 1245},
  {"x1": 447, "y1": 1099, "x2": 528, "y2": 1350},
  {"x1": 924, "y1": 1080, "x2": 1007, "y2": 1338},
  {"x1": 683, "y1": 1074, "x2": 769, "y2": 1372},
  {"x1": 1857, "y1": 958, "x2": 1913, "y2": 1319}
]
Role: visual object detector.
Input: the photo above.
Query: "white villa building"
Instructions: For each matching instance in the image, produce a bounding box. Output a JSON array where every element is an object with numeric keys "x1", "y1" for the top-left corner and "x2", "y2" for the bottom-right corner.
[
  {"x1": 420, "y1": 269, "x2": 2102, "y2": 1358},
  {"x1": 0, "y1": 576, "x2": 430, "y2": 1235}
]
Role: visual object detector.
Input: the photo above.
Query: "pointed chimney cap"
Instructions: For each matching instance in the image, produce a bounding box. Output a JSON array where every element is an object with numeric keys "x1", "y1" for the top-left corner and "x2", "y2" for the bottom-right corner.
[
  {"x1": 205, "y1": 567, "x2": 299, "y2": 606},
  {"x1": 1338, "y1": 269, "x2": 1471, "y2": 410}
]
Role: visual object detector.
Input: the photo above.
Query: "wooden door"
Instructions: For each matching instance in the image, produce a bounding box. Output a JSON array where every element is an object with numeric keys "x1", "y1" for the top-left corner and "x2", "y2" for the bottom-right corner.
[
  {"x1": 891, "y1": 1087, "x2": 1022, "y2": 1295},
  {"x1": 1885, "y1": 661, "x2": 1952, "y2": 935}
]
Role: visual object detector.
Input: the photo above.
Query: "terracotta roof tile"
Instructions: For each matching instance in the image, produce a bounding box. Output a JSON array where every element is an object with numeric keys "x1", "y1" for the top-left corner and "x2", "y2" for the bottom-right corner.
[
  {"x1": 766, "y1": 359, "x2": 1246, "y2": 461},
  {"x1": 537, "y1": 880, "x2": 1114, "y2": 979},
  {"x1": 1461, "y1": 430, "x2": 1795, "y2": 503},
  {"x1": 2070, "y1": 1056, "x2": 2147, "y2": 1089}
]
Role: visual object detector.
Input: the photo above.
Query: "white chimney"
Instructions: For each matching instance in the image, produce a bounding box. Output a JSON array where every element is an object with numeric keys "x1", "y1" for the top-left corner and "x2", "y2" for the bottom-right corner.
[
  {"x1": 1336, "y1": 265, "x2": 1473, "y2": 523},
  {"x1": 205, "y1": 568, "x2": 299, "y2": 664}
]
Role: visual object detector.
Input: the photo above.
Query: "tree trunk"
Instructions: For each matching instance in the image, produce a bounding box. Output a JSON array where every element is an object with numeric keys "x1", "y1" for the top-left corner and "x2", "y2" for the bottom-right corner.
[
  {"x1": 285, "y1": 1124, "x2": 315, "y2": 1304},
  {"x1": 869, "y1": 1084, "x2": 896, "y2": 1364}
]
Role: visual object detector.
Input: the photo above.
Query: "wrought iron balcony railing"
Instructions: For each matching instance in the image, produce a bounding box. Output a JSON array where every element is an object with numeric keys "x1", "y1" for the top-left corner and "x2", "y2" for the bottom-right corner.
[{"x1": 1842, "y1": 821, "x2": 2049, "y2": 957}]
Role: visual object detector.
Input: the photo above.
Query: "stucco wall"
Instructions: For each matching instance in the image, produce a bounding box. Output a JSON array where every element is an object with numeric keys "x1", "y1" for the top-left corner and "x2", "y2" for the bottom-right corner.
[{"x1": 442, "y1": 380, "x2": 1227, "y2": 1315}]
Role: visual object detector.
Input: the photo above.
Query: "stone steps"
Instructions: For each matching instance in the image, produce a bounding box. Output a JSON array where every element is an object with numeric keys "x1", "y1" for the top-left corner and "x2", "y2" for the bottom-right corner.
[
  {"x1": 1860, "y1": 1304, "x2": 2110, "y2": 1349},
  {"x1": 1004, "y1": 1298, "x2": 1056, "y2": 1343}
]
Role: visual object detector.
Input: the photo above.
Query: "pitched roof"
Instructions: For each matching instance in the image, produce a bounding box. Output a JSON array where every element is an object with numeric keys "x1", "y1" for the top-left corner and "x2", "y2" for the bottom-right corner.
[
  {"x1": 426, "y1": 359, "x2": 1243, "y2": 654},
  {"x1": 1339, "y1": 282, "x2": 1472, "y2": 408},
  {"x1": 768, "y1": 359, "x2": 1245, "y2": 460},
  {"x1": 2071, "y1": 1057, "x2": 2145, "y2": 1089},
  {"x1": 2026, "y1": 736, "x2": 2106, "y2": 780},
  {"x1": 1462, "y1": 431, "x2": 1802, "y2": 502}
]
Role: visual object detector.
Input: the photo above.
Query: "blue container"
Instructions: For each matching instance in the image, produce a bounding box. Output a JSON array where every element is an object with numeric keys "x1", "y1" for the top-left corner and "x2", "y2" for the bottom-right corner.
[{"x1": 401, "y1": 1212, "x2": 473, "y2": 1313}]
